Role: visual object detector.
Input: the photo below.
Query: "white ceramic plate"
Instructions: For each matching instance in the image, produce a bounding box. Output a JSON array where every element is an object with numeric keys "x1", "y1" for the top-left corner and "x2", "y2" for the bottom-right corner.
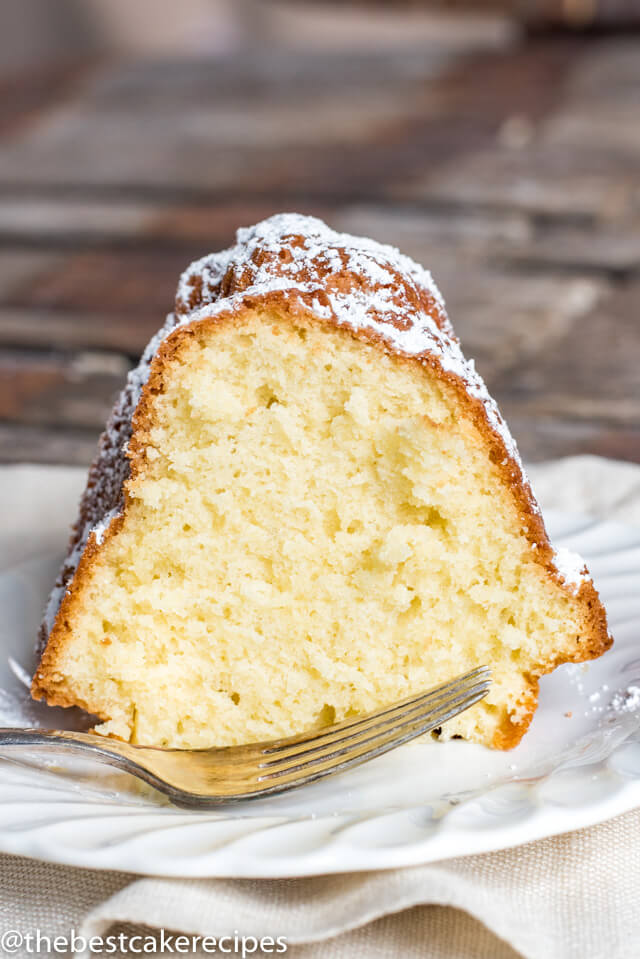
[{"x1": 1, "y1": 495, "x2": 640, "y2": 877}]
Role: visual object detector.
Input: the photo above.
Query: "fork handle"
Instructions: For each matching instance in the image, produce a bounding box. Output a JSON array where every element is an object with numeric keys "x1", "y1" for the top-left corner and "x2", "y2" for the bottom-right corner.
[
  {"x1": 0, "y1": 727, "x2": 135, "y2": 754},
  {"x1": 0, "y1": 727, "x2": 171, "y2": 791},
  {"x1": 0, "y1": 727, "x2": 278, "y2": 806}
]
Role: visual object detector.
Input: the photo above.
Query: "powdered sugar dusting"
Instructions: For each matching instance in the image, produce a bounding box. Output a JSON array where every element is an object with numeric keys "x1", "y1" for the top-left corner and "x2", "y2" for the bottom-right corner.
[
  {"x1": 611, "y1": 686, "x2": 640, "y2": 715},
  {"x1": 554, "y1": 546, "x2": 588, "y2": 593},
  {"x1": 40, "y1": 535, "x2": 85, "y2": 641},
  {"x1": 92, "y1": 507, "x2": 120, "y2": 546}
]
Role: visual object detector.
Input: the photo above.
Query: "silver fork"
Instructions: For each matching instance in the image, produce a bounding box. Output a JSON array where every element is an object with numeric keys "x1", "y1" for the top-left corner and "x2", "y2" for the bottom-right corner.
[{"x1": 0, "y1": 667, "x2": 490, "y2": 807}]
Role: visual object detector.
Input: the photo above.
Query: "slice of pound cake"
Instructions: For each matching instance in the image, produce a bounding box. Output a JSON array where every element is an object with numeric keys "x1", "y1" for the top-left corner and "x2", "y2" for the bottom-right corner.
[{"x1": 32, "y1": 214, "x2": 611, "y2": 750}]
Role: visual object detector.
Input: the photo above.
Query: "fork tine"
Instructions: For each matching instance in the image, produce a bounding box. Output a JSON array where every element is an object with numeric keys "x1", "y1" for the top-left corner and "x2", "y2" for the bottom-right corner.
[
  {"x1": 256, "y1": 677, "x2": 491, "y2": 786},
  {"x1": 254, "y1": 685, "x2": 489, "y2": 792},
  {"x1": 257, "y1": 668, "x2": 490, "y2": 771},
  {"x1": 259, "y1": 666, "x2": 490, "y2": 763}
]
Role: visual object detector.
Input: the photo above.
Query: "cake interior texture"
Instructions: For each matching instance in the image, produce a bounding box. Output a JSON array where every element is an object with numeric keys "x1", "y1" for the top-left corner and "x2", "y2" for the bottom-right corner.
[{"x1": 44, "y1": 310, "x2": 595, "y2": 749}]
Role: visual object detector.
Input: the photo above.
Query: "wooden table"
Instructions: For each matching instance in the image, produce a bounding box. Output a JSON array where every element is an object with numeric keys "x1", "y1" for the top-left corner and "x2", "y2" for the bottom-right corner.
[{"x1": 0, "y1": 26, "x2": 638, "y2": 467}]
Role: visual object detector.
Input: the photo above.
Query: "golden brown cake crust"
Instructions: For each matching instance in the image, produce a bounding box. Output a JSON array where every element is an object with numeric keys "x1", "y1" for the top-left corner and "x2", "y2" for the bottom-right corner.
[{"x1": 32, "y1": 214, "x2": 612, "y2": 748}]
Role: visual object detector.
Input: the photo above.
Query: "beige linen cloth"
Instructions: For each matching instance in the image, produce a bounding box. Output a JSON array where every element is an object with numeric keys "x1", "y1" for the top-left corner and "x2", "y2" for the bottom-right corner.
[{"x1": 2, "y1": 455, "x2": 640, "y2": 959}]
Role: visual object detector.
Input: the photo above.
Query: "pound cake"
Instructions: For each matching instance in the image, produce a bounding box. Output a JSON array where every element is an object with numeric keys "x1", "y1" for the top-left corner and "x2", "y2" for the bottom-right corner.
[{"x1": 32, "y1": 214, "x2": 611, "y2": 750}]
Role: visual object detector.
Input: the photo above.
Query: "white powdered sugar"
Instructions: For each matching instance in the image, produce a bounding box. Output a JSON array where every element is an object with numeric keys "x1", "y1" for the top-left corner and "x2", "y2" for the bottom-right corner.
[
  {"x1": 610, "y1": 686, "x2": 640, "y2": 715},
  {"x1": 176, "y1": 213, "x2": 446, "y2": 318},
  {"x1": 92, "y1": 507, "x2": 121, "y2": 546},
  {"x1": 553, "y1": 546, "x2": 588, "y2": 593},
  {"x1": 40, "y1": 531, "x2": 88, "y2": 646}
]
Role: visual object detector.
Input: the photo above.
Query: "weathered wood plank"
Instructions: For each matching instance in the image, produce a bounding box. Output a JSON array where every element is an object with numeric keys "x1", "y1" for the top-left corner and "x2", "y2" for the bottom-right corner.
[
  {"x1": 0, "y1": 61, "x2": 95, "y2": 137},
  {"x1": 0, "y1": 308, "x2": 159, "y2": 355},
  {"x1": 411, "y1": 143, "x2": 639, "y2": 220},
  {"x1": 0, "y1": 198, "x2": 154, "y2": 242},
  {"x1": 0, "y1": 198, "x2": 308, "y2": 247},
  {"x1": 495, "y1": 413, "x2": 640, "y2": 465},
  {"x1": 491, "y1": 223, "x2": 640, "y2": 277},
  {"x1": 5, "y1": 250, "x2": 187, "y2": 316},
  {"x1": 0, "y1": 251, "x2": 65, "y2": 299},
  {"x1": 492, "y1": 282, "x2": 640, "y2": 428},
  {"x1": 0, "y1": 40, "x2": 581, "y2": 199},
  {"x1": 0, "y1": 350, "x2": 128, "y2": 429},
  {"x1": 0, "y1": 53, "x2": 438, "y2": 193},
  {"x1": 404, "y1": 36, "x2": 640, "y2": 220},
  {"x1": 0, "y1": 422, "x2": 98, "y2": 466}
]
